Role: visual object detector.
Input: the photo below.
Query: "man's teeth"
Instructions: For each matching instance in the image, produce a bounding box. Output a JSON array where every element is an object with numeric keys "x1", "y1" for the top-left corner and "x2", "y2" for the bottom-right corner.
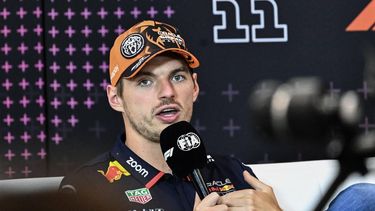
[{"x1": 160, "y1": 108, "x2": 176, "y2": 114}]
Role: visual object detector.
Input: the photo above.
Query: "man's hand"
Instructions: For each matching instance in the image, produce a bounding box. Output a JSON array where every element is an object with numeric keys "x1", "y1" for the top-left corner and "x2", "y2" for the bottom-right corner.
[
  {"x1": 217, "y1": 170, "x2": 282, "y2": 211},
  {"x1": 194, "y1": 192, "x2": 229, "y2": 211},
  {"x1": 194, "y1": 171, "x2": 282, "y2": 211}
]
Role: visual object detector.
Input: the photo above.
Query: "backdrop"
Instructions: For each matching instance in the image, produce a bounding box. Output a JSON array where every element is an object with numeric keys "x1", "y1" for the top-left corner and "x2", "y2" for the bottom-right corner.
[{"x1": 1, "y1": 0, "x2": 374, "y2": 179}]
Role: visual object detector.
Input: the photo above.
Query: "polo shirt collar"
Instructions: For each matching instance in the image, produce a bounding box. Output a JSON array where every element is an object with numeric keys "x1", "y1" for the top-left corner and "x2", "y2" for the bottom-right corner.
[{"x1": 111, "y1": 134, "x2": 165, "y2": 189}]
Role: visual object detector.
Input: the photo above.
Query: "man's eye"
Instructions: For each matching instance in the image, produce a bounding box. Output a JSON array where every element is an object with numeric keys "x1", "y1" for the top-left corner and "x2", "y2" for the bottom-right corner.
[
  {"x1": 172, "y1": 74, "x2": 186, "y2": 82},
  {"x1": 138, "y1": 79, "x2": 152, "y2": 87}
]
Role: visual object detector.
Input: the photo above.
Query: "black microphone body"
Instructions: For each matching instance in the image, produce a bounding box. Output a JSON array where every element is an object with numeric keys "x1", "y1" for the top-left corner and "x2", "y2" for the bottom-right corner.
[
  {"x1": 160, "y1": 121, "x2": 209, "y2": 199},
  {"x1": 189, "y1": 169, "x2": 209, "y2": 199}
]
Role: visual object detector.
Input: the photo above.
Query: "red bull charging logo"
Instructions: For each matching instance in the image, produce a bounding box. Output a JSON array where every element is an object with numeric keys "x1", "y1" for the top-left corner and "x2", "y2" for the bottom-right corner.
[{"x1": 97, "y1": 160, "x2": 131, "y2": 183}]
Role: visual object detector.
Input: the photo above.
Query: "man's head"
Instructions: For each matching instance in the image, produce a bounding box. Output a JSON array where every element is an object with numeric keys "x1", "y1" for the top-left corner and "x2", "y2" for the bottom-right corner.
[
  {"x1": 108, "y1": 20, "x2": 199, "y2": 86},
  {"x1": 106, "y1": 20, "x2": 200, "y2": 143}
]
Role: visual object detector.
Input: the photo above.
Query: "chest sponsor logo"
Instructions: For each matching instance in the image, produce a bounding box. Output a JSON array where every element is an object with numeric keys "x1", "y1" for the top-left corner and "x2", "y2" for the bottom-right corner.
[
  {"x1": 125, "y1": 188, "x2": 152, "y2": 204},
  {"x1": 126, "y1": 156, "x2": 149, "y2": 177},
  {"x1": 206, "y1": 178, "x2": 235, "y2": 195},
  {"x1": 97, "y1": 160, "x2": 130, "y2": 183}
]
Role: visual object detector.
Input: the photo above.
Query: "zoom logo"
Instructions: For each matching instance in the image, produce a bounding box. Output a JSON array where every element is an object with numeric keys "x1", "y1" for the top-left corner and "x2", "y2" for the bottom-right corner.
[
  {"x1": 126, "y1": 156, "x2": 149, "y2": 177},
  {"x1": 177, "y1": 132, "x2": 201, "y2": 151}
]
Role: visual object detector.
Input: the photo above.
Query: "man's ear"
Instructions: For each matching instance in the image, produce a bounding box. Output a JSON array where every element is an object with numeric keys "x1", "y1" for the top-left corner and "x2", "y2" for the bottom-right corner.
[
  {"x1": 106, "y1": 85, "x2": 125, "y2": 112},
  {"x1": 192, "y1": 73, "x2": 200, "y2": 102}
]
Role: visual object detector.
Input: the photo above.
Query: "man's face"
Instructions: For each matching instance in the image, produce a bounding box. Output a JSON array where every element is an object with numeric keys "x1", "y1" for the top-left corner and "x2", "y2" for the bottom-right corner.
[{"x1": 119, "y1": 54, "x2": 199, "y2": 143}]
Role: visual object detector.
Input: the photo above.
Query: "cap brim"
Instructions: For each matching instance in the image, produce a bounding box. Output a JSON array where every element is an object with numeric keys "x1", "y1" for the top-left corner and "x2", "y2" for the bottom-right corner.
[{"x1": 124, "y1": 48, "x2": 200, "y2": 79}]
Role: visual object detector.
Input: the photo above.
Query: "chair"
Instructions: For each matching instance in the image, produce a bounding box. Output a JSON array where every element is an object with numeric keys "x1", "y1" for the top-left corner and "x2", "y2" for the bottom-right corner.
[{"x1": 0, "y1": 177, "x2": 64, "y2": 211}]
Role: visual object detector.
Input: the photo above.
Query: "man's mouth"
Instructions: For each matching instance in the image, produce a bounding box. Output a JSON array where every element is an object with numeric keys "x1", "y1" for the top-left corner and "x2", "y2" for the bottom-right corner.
[
  {"x1": 155, "y1": 106, "x2": 180, "y2": 123},
  {"x1": 157, "y1": 108, "x2": 178, "y2": 116}
]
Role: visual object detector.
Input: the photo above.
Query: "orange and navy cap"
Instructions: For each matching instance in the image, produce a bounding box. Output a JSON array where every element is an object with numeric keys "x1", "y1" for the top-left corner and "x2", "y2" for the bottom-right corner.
[{"x1": 109, "y1": 20, "x2": 200, "y2": 86}]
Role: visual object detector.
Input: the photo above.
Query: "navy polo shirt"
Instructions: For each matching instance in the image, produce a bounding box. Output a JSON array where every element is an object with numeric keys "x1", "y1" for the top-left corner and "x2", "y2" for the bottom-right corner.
[{"x1": 59, "y1": 134, "x2": 256, "y2": 211}]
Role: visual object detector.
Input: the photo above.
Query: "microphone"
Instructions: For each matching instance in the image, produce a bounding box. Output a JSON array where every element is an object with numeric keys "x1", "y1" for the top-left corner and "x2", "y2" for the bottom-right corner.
[{"x1": 160, "y1": 121, "x2": 209, "y2": 199}]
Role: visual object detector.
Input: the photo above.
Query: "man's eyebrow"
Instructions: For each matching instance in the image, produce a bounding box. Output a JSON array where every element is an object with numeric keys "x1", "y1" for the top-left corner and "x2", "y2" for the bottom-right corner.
[
  {"x1": 171, "y1": 66, "x2": 190, "y2": 75},
  {"x1": 133, "y1": 66, "x2": 190, "y2": 79},
  {"x1": 133, "y1": 71, "x2": 155, "y2": 79}
]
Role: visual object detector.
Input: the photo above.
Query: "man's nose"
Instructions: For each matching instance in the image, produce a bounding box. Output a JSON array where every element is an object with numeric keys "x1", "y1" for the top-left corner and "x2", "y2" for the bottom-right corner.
[{"x1": 158, "y1": 80, "x2": 176, "y2": 99}]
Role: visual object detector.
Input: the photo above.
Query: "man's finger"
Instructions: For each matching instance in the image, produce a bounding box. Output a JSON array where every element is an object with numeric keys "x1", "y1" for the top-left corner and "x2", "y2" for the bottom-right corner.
[
  {"x1": 196, "y1": 192, "x2": 221, "y2": 207},
  {"x1": 243, "y1": 170, "x2": 268, "y2": 190},
  {"x1": 218, "y1": 189, "x2": 251, "y2": 204}
]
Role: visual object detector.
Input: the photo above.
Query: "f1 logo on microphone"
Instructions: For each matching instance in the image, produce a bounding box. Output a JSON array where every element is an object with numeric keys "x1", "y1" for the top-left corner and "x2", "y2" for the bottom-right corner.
[
  {"x1": 177, "y1": 132, "x2": 201, "y2": 151},
  {"x1": 164, "y1": 147, "x2": 174, "y2": 161}
]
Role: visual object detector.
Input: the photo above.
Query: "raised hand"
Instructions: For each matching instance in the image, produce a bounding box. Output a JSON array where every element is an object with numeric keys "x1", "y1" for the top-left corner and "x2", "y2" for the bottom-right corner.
[{"x1": 217, "y1": 171, "x2": 282, "y2": 211}]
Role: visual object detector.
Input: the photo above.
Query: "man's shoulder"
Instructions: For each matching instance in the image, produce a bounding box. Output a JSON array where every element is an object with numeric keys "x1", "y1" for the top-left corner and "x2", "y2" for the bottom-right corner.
[
  {"x1": 208, "y1": 154, "x2": 248, "y2": 167},
  {"x1": 58, "y1": 152, "x2": 133, "y2": 210},
  {"x1": 72, "y1": 152, "x2": 111, "y2": 173},
  {"x1": 60, "y1": 152, "x2": 111, "y2": 188},
  {"x1": 203, "y1": 154, "x2": 256, "y2": 192},
  {"x1": 207, "y1": 154, "x2": 256, "y2": 177}
]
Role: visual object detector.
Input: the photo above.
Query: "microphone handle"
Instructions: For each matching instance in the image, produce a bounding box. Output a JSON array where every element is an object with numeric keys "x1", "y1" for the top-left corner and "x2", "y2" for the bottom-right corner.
[{"x1": 189, "y1": 169, "x2": 209, "y2": 199}]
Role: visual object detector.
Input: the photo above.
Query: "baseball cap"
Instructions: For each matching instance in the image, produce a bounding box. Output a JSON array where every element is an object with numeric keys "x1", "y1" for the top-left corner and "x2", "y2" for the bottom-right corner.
[{"x1": 109, "y1": 20, "x2": 200, "y2": 86}]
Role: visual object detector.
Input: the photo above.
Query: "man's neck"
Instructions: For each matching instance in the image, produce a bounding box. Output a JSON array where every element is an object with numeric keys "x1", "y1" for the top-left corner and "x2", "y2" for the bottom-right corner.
[{"x1": 124, "y1": 130, "x2": 172, "y2": 174}]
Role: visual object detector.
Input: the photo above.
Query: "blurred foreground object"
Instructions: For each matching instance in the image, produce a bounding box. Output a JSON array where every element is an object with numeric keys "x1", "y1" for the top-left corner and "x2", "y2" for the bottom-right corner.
[{"x1": 249, "y1": 77, "x2": 362, "y2": 143}]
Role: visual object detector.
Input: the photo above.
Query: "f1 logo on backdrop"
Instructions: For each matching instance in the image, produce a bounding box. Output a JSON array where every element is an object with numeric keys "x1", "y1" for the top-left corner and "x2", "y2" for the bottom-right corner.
[
  {"x1": 212, "y1": 0, "x2": 288, "y2": 43},
  {"x1": 346, "y1": 0, "x2": 375, "y2": 32}
]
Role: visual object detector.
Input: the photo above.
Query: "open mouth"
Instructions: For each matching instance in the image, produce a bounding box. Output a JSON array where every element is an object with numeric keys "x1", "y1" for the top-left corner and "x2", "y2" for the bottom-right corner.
[
  {"x1": 157, "y1": 108, "x2": 179, "y2": 116},
  {"x1": 155, "y1": 106, "x2": 181, "y2": 123}
]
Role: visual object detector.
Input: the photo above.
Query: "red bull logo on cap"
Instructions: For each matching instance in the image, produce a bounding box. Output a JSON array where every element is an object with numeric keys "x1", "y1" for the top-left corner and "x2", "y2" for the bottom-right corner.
[{"x1": 97, "y1": 160, "x2": 131, "y2": 183}]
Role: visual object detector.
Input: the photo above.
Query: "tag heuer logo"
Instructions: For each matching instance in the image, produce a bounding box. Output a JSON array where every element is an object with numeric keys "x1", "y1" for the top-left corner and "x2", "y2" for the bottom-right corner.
[{"x1": 125, "y1": 188, "x2": 152, "y2": 204}]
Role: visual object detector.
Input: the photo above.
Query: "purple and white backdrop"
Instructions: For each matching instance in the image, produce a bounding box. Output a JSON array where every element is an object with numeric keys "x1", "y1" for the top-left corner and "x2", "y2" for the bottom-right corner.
[{"x1": 1, "y1": 0, "x2": 374, "y2": 179}]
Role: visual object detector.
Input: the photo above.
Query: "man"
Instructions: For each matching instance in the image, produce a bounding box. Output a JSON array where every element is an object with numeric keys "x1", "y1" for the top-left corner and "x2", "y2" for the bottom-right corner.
[
  {"x1": 60, "y1": 20, "x2": 375, "y2": 211},
  {"x1": 60, "y1": 20, "x2": 281, "y2": 210}
]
